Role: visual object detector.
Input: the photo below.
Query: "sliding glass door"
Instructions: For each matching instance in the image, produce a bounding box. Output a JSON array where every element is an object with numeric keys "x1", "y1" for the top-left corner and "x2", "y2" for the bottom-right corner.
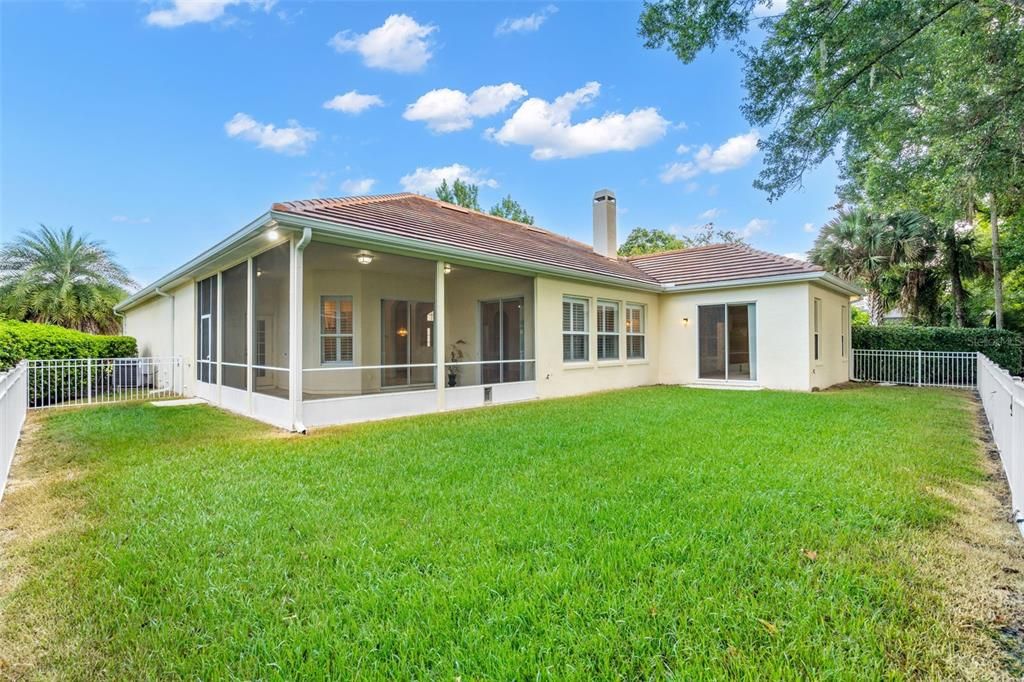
[
  {"x1": 381, "y1": 299, "x2": 434, "y2": 388},
  {"x1": 698, "y1": 303, "x2": 756, "y2": 381},
  {"x1": 480, "y1": 298, "x2": 525, "y2": 384}
]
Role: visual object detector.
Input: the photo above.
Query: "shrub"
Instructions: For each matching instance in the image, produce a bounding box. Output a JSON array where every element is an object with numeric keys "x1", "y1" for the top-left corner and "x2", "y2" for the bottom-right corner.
[
  {"x1": 852, "y1": 325, "x2": 1023, "y2": 375},
  {"x1": 0, "y1": 320, "x2": 137, "y2": 370}
]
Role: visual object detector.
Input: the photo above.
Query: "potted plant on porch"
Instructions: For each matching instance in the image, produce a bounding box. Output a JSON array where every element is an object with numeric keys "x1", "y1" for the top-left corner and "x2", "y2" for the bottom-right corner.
[{"x1": 447, "y1": 339, "x2": 466, "y2": 387}]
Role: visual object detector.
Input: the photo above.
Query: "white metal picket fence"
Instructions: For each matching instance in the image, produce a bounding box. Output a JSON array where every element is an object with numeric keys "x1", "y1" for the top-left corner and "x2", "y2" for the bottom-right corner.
[
  {"x1": 978, "y1": 355, "x2": 1024, "y2": 529},
  {"x1": 852, "y1": 349, "x2": 978, "y2": 387},
  {"x1": 26, "y1": 357, "x2": 184, "y2": 409},
  {"x1": 0, "y1": 361, "x2": 28, "y2": 503}
]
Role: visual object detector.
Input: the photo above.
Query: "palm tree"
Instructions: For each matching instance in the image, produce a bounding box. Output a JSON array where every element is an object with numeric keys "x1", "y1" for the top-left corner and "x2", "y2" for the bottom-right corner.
[
  {"x1": 0, "y1": 225, "x2": 136, "y2": 333},
  {"x1": 809, "y1": 209, "x2": 929, "y2": 324}
]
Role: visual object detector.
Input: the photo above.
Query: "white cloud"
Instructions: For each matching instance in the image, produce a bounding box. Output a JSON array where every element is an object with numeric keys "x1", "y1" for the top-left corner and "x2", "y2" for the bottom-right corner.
[
  {"x1": 404, "y1": 83, "x2": 527, "y2": 133},
  {"x1": 753, "y1": 0, "x2": 789, "y2": 17},
  {"x1": 675, "y1": 143, "x2": 691, "y2": 154},
  {"x1": 661, "y1": 130, "x2": 760, "y2": 183},
  {"x1": 699, "y1": 208, "x2": 720, "y2": 220},
  {"x1": 111, "y1": 215, "x2": 151, "y2": 225},
  {"x1": 741, "y1": 218, "x2": 773, "y2": 238},
  {"x1": 329, "y1": 14, "x2": 436, "y2": 73},
  {"x1": 488, "y1": 82, "x2": 669, "y2": 160},
  {"x1": 803, "y1": 222, "x2": 816, "y2": 233},
  {"x1": 783, "y1": 251, "x2": 807, "y2": 261},
  {"x1": 340, "y1": 178, "x2": 376, "y2": 195},
  {"x1": 495, "y1": 4, "x2": 558, "y2": 35},
  {"x1": 399, "y1": 163, "x2": 498, "y2": 194},
  {"x1": 145, "y1": 0, "x2": 274, "y2": 28},
  {"x1": 224, "y1": 113, "x2": 317, "y2": 155},
  {"x1": 323, "y1": 91, "x2": 384, "y2": 114}
]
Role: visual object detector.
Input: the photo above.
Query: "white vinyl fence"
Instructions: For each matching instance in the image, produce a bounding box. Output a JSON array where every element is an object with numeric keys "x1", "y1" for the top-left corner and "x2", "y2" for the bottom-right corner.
[
  {"x1": 852, "y1": 349, "x2": 978, "y2": 387},
  {"x1": 0, "y1": 361, "x2": 28, "y2": 503},
  {"x1": 978, "y1": 355, "x2": 1024, "y2": 527}
]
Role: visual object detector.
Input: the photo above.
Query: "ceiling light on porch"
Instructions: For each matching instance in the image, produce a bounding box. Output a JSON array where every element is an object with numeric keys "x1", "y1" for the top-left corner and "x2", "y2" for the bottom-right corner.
[
  {"x1": 443, "y1": 263, "x2": 452, "y2": 275},
  {"x1": 357, "y1": 252, "x2": 374, "y2": 265},
  {"x1": 266, "y1": 228, "x2": 280, "y2": 241}
]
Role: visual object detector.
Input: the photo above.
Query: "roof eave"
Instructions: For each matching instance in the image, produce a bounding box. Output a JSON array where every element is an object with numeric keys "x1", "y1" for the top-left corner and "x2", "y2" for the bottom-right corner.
[
  {"x1": 662, "y1": 270, "x2": 863, "y2": 297},
  {"x1": 114, "y1": 211, "x2": 275, "y2": 312}
]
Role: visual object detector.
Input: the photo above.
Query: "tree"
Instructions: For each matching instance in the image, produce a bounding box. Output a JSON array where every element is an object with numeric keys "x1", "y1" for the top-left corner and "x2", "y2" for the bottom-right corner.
[
  {"x1": 435, "y1": 179, "x2": 481, "y2": 211},
  {"x1": 489, "y1": 195, "x2": 534, "y2": 225},
  {"x1": 808, "y1": 209, "x2": 928, "y2": 324},
  {"x1": 617, "y1": 228, "x2": 684, "y2": 257},
  {"x1": 617, "y1": 223, "x2": 746, "y2": 257},
  {"x1": 0, "y1": 225, "x2": 136, "y2": 334}
]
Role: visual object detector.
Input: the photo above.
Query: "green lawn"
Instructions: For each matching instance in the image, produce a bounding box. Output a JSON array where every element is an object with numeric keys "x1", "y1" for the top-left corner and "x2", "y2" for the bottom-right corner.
[{"x1": 0, "y1": 386, "x2": 1018, "y2": 678}]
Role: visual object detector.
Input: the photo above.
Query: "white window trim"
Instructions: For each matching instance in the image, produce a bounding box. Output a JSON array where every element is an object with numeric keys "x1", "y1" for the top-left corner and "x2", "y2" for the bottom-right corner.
[
  {"x1": 596, "y1": 299, "x2": 620, "y2": 362},
  {"x1": 320, "y1": 295, "x2": 354, "y2": 366},
  {"x1": 625, "y1": 303, "x2": 646, "y2": 361},
  {"x1": 562, "y1": 296, "x2": 590, "y2": 364}
]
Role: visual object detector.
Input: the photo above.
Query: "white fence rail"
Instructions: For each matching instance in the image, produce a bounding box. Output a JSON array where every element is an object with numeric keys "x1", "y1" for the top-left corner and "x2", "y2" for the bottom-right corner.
[
  {"x1": 26, "y1": 357, "x2": 184, "y2": 409},
  {"x1": 852, "y1": 349, "x2": 978, "y2": 387},
  {"x1": 978, "y1": 354, "x2": 1024, "y2": 527},
  {"x1": 0, "y1": 361, "x2": 28, "y2": 503}
]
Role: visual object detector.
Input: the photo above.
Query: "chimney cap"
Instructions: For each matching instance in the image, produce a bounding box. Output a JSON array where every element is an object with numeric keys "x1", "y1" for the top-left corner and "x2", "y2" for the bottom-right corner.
[{"x1": 593, "y1": 189, "x2": 616, "y2": 202}]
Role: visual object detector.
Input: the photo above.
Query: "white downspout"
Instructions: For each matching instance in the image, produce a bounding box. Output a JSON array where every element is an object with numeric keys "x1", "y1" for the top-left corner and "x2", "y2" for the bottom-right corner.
[{"x1": 289, "y1": 227, "x2": 312, "y2": 433}]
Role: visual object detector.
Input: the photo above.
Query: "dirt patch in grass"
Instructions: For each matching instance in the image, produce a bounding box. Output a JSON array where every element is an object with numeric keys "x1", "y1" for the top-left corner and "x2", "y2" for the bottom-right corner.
[
  {"x1": 0, "y1": 414, "x2": 92, "y2": 679},
  {"x1": 913, "y1": 395, "x2": 1024, "y2": 679}
]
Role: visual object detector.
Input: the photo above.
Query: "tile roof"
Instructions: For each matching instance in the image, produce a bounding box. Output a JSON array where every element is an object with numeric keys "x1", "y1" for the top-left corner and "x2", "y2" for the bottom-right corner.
[
  {"x1": 272, "y1": 193, "x2": 827, "y2": 290},
  {"x1": 272, "y1": 193, "x2": 660, "y2": 286},
  {"x1": 627, "y1": 242, "x2": 822, "y2": 286}
]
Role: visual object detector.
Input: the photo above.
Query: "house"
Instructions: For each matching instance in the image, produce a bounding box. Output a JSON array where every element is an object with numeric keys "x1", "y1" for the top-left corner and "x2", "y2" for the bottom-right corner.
[{"x1": 116, "y1": 190, "x2": 862, "y2": 431}]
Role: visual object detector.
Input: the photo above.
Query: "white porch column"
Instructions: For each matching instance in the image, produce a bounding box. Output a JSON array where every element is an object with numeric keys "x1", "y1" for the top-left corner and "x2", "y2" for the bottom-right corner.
[
  {"x1": 246, "y1": 257, "x2": 253, "y2": 415},
  {"x1": 435, "y1": 260, "x2": 446, "y2": 411},
  {"x1": 289, "y1": 228, "x2": 312, "y2": 432}
]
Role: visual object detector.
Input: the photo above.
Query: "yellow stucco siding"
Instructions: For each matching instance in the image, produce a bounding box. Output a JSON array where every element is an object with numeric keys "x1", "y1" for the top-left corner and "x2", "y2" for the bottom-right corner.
[{"x1": 534, "y1": 276, "x2": 661, "y2": 398}]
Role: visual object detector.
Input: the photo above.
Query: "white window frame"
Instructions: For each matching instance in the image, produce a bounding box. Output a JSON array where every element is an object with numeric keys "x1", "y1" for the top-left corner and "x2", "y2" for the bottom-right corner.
[
  {"x1": 320, "y1": 295, "x2": 354, "y2": 366},
  {"x1": 625, "y1": 303, "x2": 646, "y2": 360},
  {"x1": 562, "y1": 296, "x2": 589, "y2": 363},
  {"x1": 596, "y1": 300, "x2": 620, "y2": 361},
  {"x1": 840, "y1": 304, "x2": 847, "y2": 360},
  {"x1": 813, "y1": 297, "x2": 822, "y2": 363}
]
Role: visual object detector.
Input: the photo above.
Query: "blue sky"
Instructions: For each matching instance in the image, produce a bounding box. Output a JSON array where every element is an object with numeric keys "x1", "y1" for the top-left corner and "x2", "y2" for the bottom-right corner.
[{"x1": 1, "y1": 0, "x2": 838, "y2": 286}]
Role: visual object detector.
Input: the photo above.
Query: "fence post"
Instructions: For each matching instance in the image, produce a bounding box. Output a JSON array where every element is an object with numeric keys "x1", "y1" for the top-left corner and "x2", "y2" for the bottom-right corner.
[
  {"x1": 87, "y1": 358, "x2": 93, "y2": 404},
  {"x1": 916, "y1": 350, "x2": 922, "y2": 387}
]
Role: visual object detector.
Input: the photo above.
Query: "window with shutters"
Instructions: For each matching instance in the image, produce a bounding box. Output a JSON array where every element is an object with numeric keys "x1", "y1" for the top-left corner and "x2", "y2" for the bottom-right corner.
[
  {"x1": 625, "y1": 304, "x2": 645, "y2": 360},
  {"x1": 320, "y1": 295, "x2": 354, "y2": 365},
  {"x1": 562, "y1": 297, "x2": 589, "y2": 362},
  {"x1": 596, "y1": 300, "x2": 619, "y2": 361}
]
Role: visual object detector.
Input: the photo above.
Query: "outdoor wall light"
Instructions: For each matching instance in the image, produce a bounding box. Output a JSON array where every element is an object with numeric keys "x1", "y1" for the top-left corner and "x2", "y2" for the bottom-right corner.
[
  {"x1": 444, "y1": 263, "x2": 452, "y2": 275},
  {"x1": 356, "y1": 252, "x2": 374, "y2": 265},
  {"x1": 682, "y1": 317, "x2": 690, "y2": 325},
  {"x1": 397, "y1": 327, "x2": 409, "y2": 337}
]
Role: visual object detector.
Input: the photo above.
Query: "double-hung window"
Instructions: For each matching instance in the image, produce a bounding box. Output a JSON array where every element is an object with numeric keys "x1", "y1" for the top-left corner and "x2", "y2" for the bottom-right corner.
[
  {"x1": 562, "y1": 297, "x2": 589, "y2": 362},
  {"x1": 625, "y1": 304, "x2": 645, "y2": 360},
  {"x1": 596, "y1": 300, "x2": 619, "y2": 361},
  {"x1": 813, "y1": 298, "x2": 822, "y2": 362},
  {"x1": 320, "y1": 295, "x2": 354, "y2": 365}
]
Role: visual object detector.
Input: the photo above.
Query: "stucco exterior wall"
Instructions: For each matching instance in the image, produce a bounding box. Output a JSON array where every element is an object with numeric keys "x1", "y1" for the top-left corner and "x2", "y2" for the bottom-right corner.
[
  {"x1": 122, "y1": 280, "x2": 196, "y2": 395},
  {"x1": 534, "y1": 276, "x2": 661, "y2": 398},
  {"x1": 657, "y1": 282, "x2": 813, "y2": 391},
  {"x1": 808, "y1": 283, "x2": 853, "y2": 390}
]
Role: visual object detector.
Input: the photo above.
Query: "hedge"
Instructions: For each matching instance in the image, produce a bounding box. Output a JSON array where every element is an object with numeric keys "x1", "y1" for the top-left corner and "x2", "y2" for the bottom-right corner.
[
  {"x1": 852, "y1": 325, "x2": 1023, "y2": 375},
  {"x1": 0, "y1": 320, "x2": 137, "y2": 371}
]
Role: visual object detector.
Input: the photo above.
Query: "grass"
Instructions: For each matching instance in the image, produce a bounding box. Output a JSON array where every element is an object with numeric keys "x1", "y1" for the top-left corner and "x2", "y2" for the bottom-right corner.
[{"x1": 0, "y1": 385, "x2": 1021, "y2": 679}]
